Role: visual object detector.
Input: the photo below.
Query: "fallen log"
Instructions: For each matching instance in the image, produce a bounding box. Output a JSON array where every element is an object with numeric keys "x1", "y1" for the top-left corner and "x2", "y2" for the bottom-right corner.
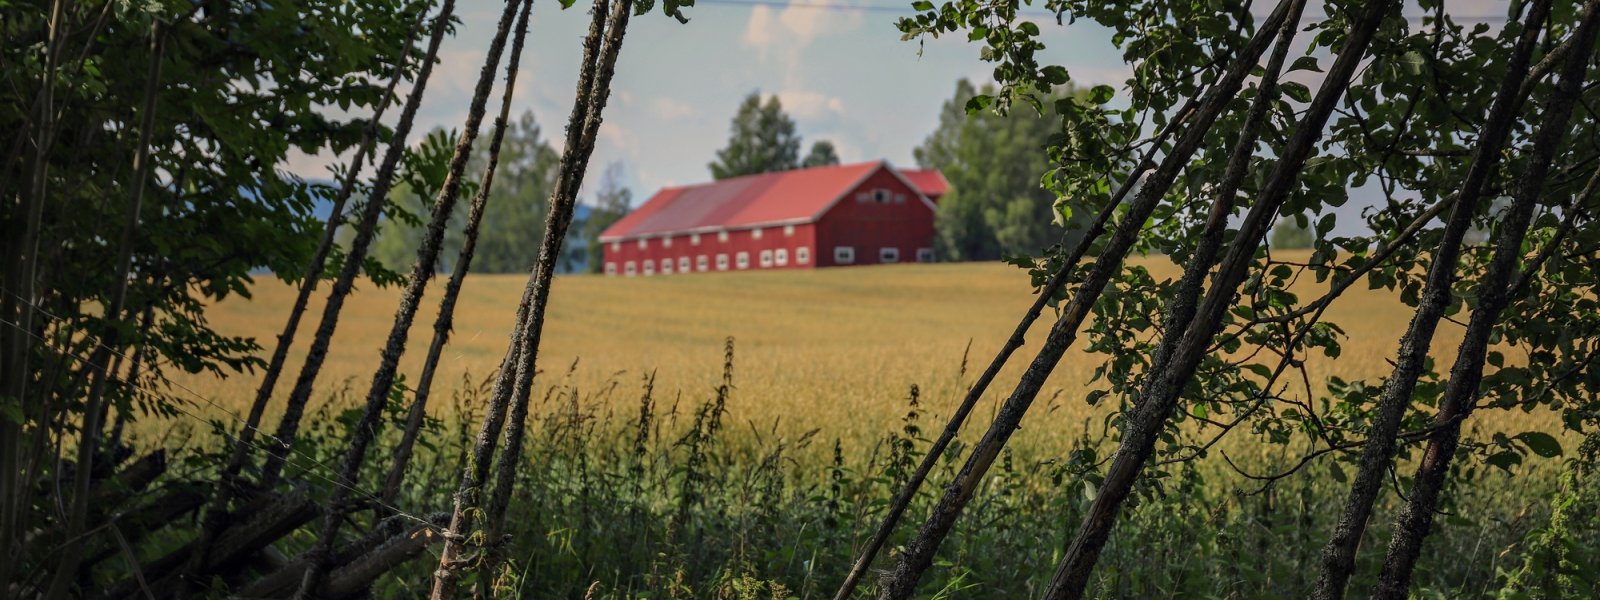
[
  {"x1": 236, "y1": 512, "x2": 448, "y2": 599},
  {"x1": 97, "y1": 487, "x2": 318, "y2": 599}
]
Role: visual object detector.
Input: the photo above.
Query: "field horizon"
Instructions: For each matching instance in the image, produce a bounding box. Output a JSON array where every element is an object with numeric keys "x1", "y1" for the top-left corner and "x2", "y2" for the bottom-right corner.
[{"x1": 164, "y1": 252, "x2": 1498, "y2": 456}]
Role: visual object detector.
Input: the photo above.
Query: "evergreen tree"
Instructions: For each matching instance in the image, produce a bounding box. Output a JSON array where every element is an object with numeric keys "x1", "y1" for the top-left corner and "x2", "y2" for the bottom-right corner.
[
  {"x1": 709, "y1": 92, "x2": 801, "y2": 179},
  {"x1": 802, "y1": 140, "x2": 841, "y2": 168}
]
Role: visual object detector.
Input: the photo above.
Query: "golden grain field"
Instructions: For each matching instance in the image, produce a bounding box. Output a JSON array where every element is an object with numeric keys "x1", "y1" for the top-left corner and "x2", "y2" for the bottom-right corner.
[{"x1": 168, "y1": 252, "x2": 1524, "y2": 454}]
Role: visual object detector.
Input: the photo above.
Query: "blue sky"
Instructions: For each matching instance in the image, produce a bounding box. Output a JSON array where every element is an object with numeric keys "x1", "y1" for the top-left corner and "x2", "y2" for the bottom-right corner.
[
  {"x1": 287, "y1": 0, "x2": 1511, "y2": 239},
  {"x1": 287, "y1": 0, "x2": 1129, "y2": 198}
]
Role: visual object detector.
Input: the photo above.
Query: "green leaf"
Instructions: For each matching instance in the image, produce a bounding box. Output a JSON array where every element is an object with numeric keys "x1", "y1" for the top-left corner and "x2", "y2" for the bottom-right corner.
[
  {"x1": 911, "y1": 0, "x2": 934, "y2": 10},
  {"x1": 1041, "y1": 65, "x2": 1070, "y2": 85},
  {"x1": 1290, "y1": 56, "x2": 1323, "y2": 73},
  {"x1": 1515, "y1": 432, "x2": 1562, "y2": 458},
  {"x1": 1089, "y1": 85, "x2": 1114, "y2": 104},
  {"x1": 1486, "y1": 451, "x2": 1522, "y2": 472},
  {"x1": 1282, "y1": 82, "x2": 1312, "y2": 103},
  {"x1": 1085, "y1": 389, "x2": 1108, "y2": 406}
]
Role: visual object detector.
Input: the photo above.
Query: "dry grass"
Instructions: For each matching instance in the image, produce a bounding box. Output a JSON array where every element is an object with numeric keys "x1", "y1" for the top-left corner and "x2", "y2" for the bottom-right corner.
[{"x1": 169, "y1": 251, "x2": 1542, "y2": 452}]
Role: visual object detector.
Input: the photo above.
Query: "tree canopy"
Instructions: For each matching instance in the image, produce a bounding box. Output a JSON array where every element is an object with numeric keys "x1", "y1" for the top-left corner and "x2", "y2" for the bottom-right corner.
[
  {"x1": 368, "y1": 110, "x2": 601, "y2": 274},
  {"x1": 709, "y1": 92, "x2": 842, "y2": 179},
  {"x1": 915, "y1": 78, "x2": 1090, "y2": 261}
]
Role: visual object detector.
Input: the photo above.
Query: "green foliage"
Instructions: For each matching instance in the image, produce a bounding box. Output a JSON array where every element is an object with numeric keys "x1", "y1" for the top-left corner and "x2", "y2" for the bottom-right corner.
[
  {"x1": 802, "y1": 140, "x2": 841, "y2": 168},
  {"x1": 709, "y1": 92, "x2": 802, "y2": 180},
  {"x1": 367, "y1": 111, "x2": 595, "y2": 274},
  {"x1": 914, "y1": 78, "x2": 1091, "y2": 261},
  {"x1": 191, "y1": 353, "x2": 1570, "y2": 599}
]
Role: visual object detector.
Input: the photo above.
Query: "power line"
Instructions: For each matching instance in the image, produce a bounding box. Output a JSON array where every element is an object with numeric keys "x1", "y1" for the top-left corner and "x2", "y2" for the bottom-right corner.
[{"x1": 693, "y1": 0, "x2": 1510, "y2": 23}]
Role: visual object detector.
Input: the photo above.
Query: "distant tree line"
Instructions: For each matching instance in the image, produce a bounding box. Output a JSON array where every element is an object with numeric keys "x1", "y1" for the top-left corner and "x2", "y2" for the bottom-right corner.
[{"x1": 363, "y1": 110, "x2": 630, "y2": 274}]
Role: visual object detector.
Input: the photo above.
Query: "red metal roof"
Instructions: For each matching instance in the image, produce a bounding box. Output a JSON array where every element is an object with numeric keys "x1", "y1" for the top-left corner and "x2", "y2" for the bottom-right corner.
[
  {"x1": 899, "y1": 168, "x2": 950, "y2": 200},
  {"x1": 601, "y1": 161, "x2": 940, "y2": 241}
]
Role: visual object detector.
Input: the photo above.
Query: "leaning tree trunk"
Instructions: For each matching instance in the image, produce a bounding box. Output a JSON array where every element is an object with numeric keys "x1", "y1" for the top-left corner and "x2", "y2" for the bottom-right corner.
[
  {"x1": 478, "y1": 2, "x2": 633, "y2": 582},
  {"x1": 431, "y1": 0, "x2": 633, "y2": 596},
  {"x1": 1372, "y1": 6, "x2": 1600, "y2": 597},
  {"x1": 1308, "y1": 2, "x2": 1558, "y2": 596},
  {"x1": 255, "y1": 0, "x2": 460, "y2": 491},
  {"x1": 290, "y1": 0, "x2": 529, "y2": 595},
  {"x1": 831, "y1": 89, "x2": 1202, "y2": 600},
  {"x1": 44, "y1": 21, "x2": 163, "y2": 598},
  {"x1": 213, "y1": 2, "x2": 426, "y2": 507},
  {"x1": 876, "y1": 2, "x2": 1301, "y2": 596},
  {"x1": 186, "y1": 0, "x2": 456, "y2": 580},
  {"x1": 1039, "y1": 2, "x2": 1394, "y2": 598},
  {"x1": 380, "y1": 0, "x2": 535, "y2": 511}
]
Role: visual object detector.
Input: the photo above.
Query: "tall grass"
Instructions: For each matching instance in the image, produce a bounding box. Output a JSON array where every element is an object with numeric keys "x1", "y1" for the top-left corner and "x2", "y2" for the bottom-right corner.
[{"x1": 156, "y1": 342, "x2": 1573, "y2": 599}]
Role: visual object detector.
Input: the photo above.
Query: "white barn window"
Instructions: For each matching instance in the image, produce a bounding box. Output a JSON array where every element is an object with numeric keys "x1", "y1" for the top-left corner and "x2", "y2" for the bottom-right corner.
[
  {"x1": 872, "y1": 189, "x2": 890, "y2": 203},
  {"x1": 752, "y1": 228, "x2": 763, "y2": 240},
  {"x1": 716, "y1": 254, "x2": 729, "y2": 271},
  {"x1": 880, "y1": 247, "x2": 899, "y2": 263},
  {"x1": 660, "y1": 258, "x2": 672, "y2": 274},
  {"x1": 797, "y1": 246, "x2": 810, "y2": 264},
  {"x1": 736, "y1": 252, "x2": 750, "y2": 269},
  {"x1": 775, "y1": 248, "x2": 789, "y2": 266},
  {"x1": 679, "y1": 257, "x2": 691, "y2": 273},
  {"x1": 697, "y1": 255, "x2": 709, "y2": 271},
  {"x1": 663, "y1": 236, "x2": 673, "y2": 248},
  {"x1": 625, "y1": 261, "x2": 636, "y2": 276},
  {"x1": 610, "y1": 241, "x2": 621, "y2": 252},
  {"x1": 835, "y1": 246, "x2": 855, "y2": 264},
  {"x1": 643, "y1": 261, "x2": 655, "y2": 275},
  {"x1": 637, "y1": 238, "x2": 648, "y2": 250},
  {"x1": 916, "y1": 248, "x2": 935, "y2": 263},
  {"x1": 759, "y1": 250, "x2": 773, "y2": 268},
  {"x1": 784, "y1": 224, "x2": 796, "y2": 236},
  {"x1": 717, "y1": 230, "x2": 729, "y2": 243},
  {"x1": 691, "y1": 233, "x2": 701, "y2": 245},
  {"x1": 605, "y1": 262, "x2": 617, "y2": 275}
]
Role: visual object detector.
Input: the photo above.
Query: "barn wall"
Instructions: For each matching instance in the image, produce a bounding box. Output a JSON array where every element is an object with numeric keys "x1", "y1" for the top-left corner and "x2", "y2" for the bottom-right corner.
[
  {"x1": 602, "y1": 223, "x2": 819, "y2": 276},
  {"x1": 814, "y1": 168, "x2": 936, "y2": 267}
]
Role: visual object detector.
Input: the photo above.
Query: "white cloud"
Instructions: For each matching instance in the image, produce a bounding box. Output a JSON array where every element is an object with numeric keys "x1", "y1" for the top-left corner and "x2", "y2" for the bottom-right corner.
[
  {"x1": 744, "y1": 5, "x2": 778, "y2": 57},
  {"x1": 742, "y1": 1, "x2": 865, "y2": 63},
  {"x1": 651, "y1": 97, "x2": 697, "y2": 121},
  {"x1": 778, "y1": 89, "x2": 846, "y2": 119}
]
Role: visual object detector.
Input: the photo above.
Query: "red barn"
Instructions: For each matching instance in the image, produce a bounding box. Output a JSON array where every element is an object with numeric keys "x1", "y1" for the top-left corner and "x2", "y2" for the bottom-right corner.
[{"x1": 598, "y1": 161, "x2": 947, "y2": 276}]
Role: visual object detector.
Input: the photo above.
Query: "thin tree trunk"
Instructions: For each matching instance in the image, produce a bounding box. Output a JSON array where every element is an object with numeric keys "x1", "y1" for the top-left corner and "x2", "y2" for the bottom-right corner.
[
  {"x1": 44, "y1": 21, "x2": 163, "y2": 599},
  {"x1": 0, "y1": 2, "x2": 67, "y2": 591},
  {"x1": 290, "y1": 0, "x2": 529, "y2": 595},
  {"x1": 476, "y1": 0, "x2": 631, "y2": 592},
  {"x1": 256, "y1": 0, "x2": 459, "y2": 490},
  {"x1": 1308, "y1": 2, "x2": 1557, "y2": 597},
  {"x1": 1372, "y1": 6, "x2": 1599, "y2": 596},
  {"x1": 1040, "y1": 2, "x2": 1394, "y2": 598},
  {"x1": 185, "y1": 0, "x2": 453, "y2": 581},
  {"x1": 431, "y1": 0, "x2": 629, "y2": 596},
  {"x1": 214, "y1": 2, "x2": 426, "y2": 504},
  {"x1": 876, "y1": 3, "x2": 1300, "y2": 597},
  {"x1": 380, "y1": 0, "x2": 536, "y2": 510},
  {"x1": 831, "y1": 88, "x2": 1204, "y2": 600}
]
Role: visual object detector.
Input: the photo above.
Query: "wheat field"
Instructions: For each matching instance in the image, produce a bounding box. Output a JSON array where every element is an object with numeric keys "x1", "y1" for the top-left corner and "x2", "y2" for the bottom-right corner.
[{"x1": 160, "y1": 251, "x2": 1538, "y2": 455}]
